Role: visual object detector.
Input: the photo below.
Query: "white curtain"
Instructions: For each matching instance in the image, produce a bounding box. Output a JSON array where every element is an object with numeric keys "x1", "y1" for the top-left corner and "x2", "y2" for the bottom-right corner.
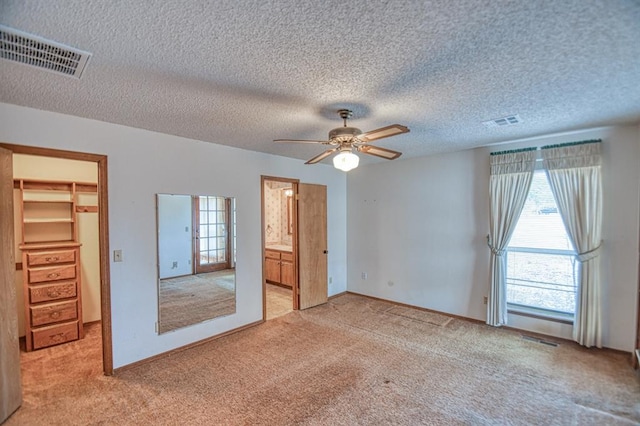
[
  {"x1": 542, "y1": 141, "x2": 603, "y2": 348},
  {"x1": 487, "y1": 149, "x2": 537, "y2": 326}
]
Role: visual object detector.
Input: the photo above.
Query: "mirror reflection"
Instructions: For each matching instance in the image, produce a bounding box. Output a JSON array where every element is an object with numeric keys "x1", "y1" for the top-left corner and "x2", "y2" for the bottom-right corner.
[{"x1": 157, "y1": 194, "x2": 236, "y2": 333}]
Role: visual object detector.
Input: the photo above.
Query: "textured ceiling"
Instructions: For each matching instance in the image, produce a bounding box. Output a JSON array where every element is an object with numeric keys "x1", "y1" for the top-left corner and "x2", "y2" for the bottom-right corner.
[{"x1": 1, "y1": 1, "x2": 639, "y2": 165}]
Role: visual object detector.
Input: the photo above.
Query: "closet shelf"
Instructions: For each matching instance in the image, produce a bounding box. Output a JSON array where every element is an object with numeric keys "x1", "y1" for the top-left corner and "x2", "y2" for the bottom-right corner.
[
  {"x1": 23, "y1": 200, "x2": 74, "y2": 204},
  {"x1": 14, "y1": 178, "x2": 98, "y2": 193},
  {"x1": 23, "y1": 218, "x2": 74, "y2": 224}
]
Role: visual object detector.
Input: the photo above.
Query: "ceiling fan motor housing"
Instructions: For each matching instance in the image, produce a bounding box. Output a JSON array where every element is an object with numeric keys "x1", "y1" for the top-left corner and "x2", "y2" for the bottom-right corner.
[{"x1": 329, "y1": 126, "x2": 362, "y2": 143}]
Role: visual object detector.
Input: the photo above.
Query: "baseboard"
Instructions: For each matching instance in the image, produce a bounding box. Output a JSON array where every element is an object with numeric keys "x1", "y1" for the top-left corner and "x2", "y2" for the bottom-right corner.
[
  {"x1": 328, "y1": 291, "x2": 347, "y2": 300},
  {"x1": 113, "y1": 319, "x2": 264, "y2": 374}
]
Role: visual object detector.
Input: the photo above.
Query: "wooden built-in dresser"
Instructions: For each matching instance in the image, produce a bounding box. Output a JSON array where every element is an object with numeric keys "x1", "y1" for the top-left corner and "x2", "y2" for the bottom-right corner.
[{"x1": 20, "y1": 242, "x2": 83, "y2": 350}]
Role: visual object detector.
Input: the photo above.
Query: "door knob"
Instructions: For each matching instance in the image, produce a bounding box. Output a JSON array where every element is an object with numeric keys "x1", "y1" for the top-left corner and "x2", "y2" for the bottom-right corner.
[{"x1": 323, "y1": 250, "x2": 328, "y2": 254}]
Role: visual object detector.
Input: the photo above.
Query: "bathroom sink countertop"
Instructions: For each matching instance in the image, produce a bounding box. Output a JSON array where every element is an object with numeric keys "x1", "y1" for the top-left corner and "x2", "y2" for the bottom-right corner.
[{"x1": 266, "y1": 244, "x2": 292, "y2": 252}]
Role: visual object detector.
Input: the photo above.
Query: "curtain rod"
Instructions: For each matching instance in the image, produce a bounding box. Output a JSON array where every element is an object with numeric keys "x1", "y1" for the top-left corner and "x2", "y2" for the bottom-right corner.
[
  {"x1": 489, "y1": 147, "x2": 537, "y2": 156},
  {"x1": 541, "y1": 139, "x2": 602, "y2": 150},
  {"x1": 491, "y1": 139, "x2": 603, "y2": 156}
]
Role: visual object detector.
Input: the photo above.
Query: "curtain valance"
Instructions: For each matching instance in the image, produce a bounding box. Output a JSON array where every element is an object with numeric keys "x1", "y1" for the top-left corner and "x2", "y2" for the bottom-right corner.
[
  {"x1": 541, "y1": 140, "x2": 601, "y2": 170},
  {"x1": 490, "y1": 147, "x2": 537, "y2": 175}
]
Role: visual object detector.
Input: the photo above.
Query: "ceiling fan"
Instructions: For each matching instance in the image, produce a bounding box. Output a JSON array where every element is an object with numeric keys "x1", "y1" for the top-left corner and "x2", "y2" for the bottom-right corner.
[{"x1": 274, "y1": 109, "x2": 410, "y2": 171}]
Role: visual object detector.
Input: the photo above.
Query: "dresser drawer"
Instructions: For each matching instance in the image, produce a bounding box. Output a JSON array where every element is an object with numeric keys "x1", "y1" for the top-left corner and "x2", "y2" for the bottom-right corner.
[
  {"x1": 265, "y1": 250, "x2": 281, "y2": 260},
  {"x1": 30, "y1": 300, "x2": 78, "y2": 326},
  {"x1": 28, "y1": 264, "x2": 76, "y2": 284},
  {"x1": 27, "y1": 249, "x2": 76, "y2": 267},
  {"x1": 32, "y1": 321, "x2": 79, "y2": 350},
  {"x1": 280, "y1": 252, "x2": 293, "y2": 262},
  {"x1": 29, "y1": 281, "x2": 77, "y2": 304}
]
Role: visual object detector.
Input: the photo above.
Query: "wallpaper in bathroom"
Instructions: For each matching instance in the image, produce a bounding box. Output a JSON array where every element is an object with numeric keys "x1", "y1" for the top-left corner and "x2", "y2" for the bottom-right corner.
[{"x1": 264, "y1": 181, "x2": 292, "y2": 246}]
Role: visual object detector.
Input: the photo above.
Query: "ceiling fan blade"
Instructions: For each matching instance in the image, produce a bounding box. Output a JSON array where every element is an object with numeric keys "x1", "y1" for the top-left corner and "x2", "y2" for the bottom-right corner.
[
  {"x1": 358, "y1": 124, "x2": 409, "y2": 143},
  {"x1": 305, "y1": 148, "x2": 338, "y2": 164},
  {"x1": 274, "y1": 139, "x2": 330, "y2": 144},
  {"x1": 358, "y1": 144, "x2": 402, "y2": 160}
]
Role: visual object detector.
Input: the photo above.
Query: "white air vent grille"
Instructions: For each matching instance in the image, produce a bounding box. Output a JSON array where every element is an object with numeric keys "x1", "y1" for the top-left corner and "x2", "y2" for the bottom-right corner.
[
  {"x1": 0, "y1": 25, "x2": 91, "y2": 79},
  {"x1": 483, "y1": 114, "x2": 522, "y2": 128}
]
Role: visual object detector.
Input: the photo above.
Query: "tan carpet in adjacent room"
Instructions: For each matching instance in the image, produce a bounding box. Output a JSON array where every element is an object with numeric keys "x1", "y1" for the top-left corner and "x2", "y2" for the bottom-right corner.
[{"x1": 7, "y1": 294, "x2": 640, "y2": 425}]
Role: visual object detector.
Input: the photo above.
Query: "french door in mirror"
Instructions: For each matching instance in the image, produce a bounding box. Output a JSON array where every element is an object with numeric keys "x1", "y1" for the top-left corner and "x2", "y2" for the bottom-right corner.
[{"x1": 194, "y1": 196, "x2": 231, "y2": 273}]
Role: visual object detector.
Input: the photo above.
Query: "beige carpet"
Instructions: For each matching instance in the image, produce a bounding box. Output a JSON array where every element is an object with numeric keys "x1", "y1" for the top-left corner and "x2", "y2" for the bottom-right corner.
[
  {"x1": 159, "y1": 270, "x2": 236, "y2": 333},
  {"x1": 7, "y1": 294, "x2": 640, "y2": 425},
  {"x1": 266, "y1": 283, "x2": 293, "y2": 320}
]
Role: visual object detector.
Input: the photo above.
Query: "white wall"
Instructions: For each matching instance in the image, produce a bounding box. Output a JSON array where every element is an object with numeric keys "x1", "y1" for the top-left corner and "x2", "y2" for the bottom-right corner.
[
  {"x1": 157, "y1": 194, "x2": 192, "y2": 279},
  {"x1": 0, "y1": 102, "x2": 348, "y2": 368},
  {"x1": 347, "y1": 125, "x2": 640, "y2": 351}
]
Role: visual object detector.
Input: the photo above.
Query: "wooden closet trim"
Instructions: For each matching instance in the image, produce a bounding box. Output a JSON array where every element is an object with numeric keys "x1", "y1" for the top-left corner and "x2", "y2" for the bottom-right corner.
[{"x1": 0, "y1": 143, "x2": 113, "y2": 375}]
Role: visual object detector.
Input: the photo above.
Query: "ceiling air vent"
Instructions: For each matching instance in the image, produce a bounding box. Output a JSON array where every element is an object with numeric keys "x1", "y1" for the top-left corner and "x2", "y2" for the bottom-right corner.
[
  {"x1": 0, "y1": 25, "x2": 91, "y2": 79},
  {"x1": 483, "y1": 114, "x2": 522, "y2": 128}
]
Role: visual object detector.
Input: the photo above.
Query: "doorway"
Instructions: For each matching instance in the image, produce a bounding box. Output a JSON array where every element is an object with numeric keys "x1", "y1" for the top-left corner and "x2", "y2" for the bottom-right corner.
[
  {"x1": 0, "y1": 143, "x2": 112, "y2": 374},
  {"x1": 261, "y1": 176, "x2": 329, "y2": 321},
  {"x1": 262, "y1": 177, "x2": 298, "y2": 320}
]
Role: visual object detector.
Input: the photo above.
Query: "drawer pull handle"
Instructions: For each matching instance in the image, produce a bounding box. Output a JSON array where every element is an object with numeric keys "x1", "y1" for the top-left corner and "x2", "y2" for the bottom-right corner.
[
  {"x1": 50, "y1": 333, "x2": 65, "y2": 343},
  {"x1": 46, "y1": 290, "x2": 60, "y2": 298},
  {"x1": 45, "y1": 256, "x2": 60, "y2": 262},
  {"x1": 47, "y1": 273, "x2": 60, "y2": 278},
  {"x1": 50, "y1": 311, "x2": 61, "y2": 319}
]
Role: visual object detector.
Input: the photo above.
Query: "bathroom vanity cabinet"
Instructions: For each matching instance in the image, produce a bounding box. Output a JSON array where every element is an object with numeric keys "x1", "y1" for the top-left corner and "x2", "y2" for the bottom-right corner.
[{"x1": 265, "y1": 248, "x2": 294, "y2": 288}]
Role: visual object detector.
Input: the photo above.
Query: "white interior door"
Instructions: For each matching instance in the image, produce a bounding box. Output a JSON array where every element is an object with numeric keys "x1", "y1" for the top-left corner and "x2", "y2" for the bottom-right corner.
[{"x1": 0, "y1": 146, "x2": 22, "y2": 422}]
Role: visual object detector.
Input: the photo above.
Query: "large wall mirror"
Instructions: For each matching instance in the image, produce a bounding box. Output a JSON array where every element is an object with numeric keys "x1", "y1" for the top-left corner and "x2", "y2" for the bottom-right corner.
[{"x1": 156, "y1": 194, "x2": 236, "y2": 333}]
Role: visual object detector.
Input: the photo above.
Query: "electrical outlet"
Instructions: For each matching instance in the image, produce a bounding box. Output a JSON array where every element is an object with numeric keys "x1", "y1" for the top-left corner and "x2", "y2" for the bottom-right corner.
[
  {"x1": 172, "y1": 261, "x2": 178, "y2": 269},
  {"x1": 483, "y1": 296, "x2": 488, "y2": 305},
  {"x1": 113, "y1": 249, "x2": 123, "y2": 262},
  {"x1": 329, "y1": 277, "x2": 333, "y2": 284},
  {"x1": 361, "y1": 272, "x2": 367, "y2": 280}
]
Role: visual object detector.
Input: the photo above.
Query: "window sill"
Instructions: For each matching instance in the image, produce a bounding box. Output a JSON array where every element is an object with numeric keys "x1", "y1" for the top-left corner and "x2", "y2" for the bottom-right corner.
[{"x1": 507, "y1": 304, "x2": 574, "y2": 325}]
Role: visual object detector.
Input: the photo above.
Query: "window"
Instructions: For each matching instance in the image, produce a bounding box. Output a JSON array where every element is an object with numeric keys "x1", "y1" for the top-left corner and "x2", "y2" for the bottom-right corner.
[{"x1": 506, "y1": 169, "x2": 577, "y2": 318}]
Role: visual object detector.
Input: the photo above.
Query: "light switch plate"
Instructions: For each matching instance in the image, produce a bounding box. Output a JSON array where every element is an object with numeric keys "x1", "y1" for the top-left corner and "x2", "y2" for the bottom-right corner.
[{"x1": 113, "y1": 249, "x2": 123, "y2": 262}]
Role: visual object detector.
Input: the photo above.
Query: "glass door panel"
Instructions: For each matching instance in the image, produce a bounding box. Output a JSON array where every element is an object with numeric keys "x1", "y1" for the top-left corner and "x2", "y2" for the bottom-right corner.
[{"x1": 194, "y1": 196, "x2": 230, "y2": 273}]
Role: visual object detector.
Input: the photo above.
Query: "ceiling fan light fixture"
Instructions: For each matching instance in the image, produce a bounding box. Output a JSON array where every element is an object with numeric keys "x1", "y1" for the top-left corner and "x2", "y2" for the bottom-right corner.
[{"x1": 333, "y1": 150, "x2": 359, "y2": 172}]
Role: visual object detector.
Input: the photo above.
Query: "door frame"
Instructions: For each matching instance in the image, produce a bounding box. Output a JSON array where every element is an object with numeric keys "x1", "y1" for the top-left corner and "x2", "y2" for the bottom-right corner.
[
  {"x1": 261, "y1": 175, "x2": 299, "y2": 319},
  {"x1": 0, "y1": 142, "x2": 113, "y2": 375}
]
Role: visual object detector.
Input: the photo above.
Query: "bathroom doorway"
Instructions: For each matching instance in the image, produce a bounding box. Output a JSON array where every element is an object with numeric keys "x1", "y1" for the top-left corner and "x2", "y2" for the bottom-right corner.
[
  {"x1": 261, "y1": 175, "x2": 328, "y2": 321},
  {"x1": 262, "y1": 177, "x2": 298, "y2": 320}
]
